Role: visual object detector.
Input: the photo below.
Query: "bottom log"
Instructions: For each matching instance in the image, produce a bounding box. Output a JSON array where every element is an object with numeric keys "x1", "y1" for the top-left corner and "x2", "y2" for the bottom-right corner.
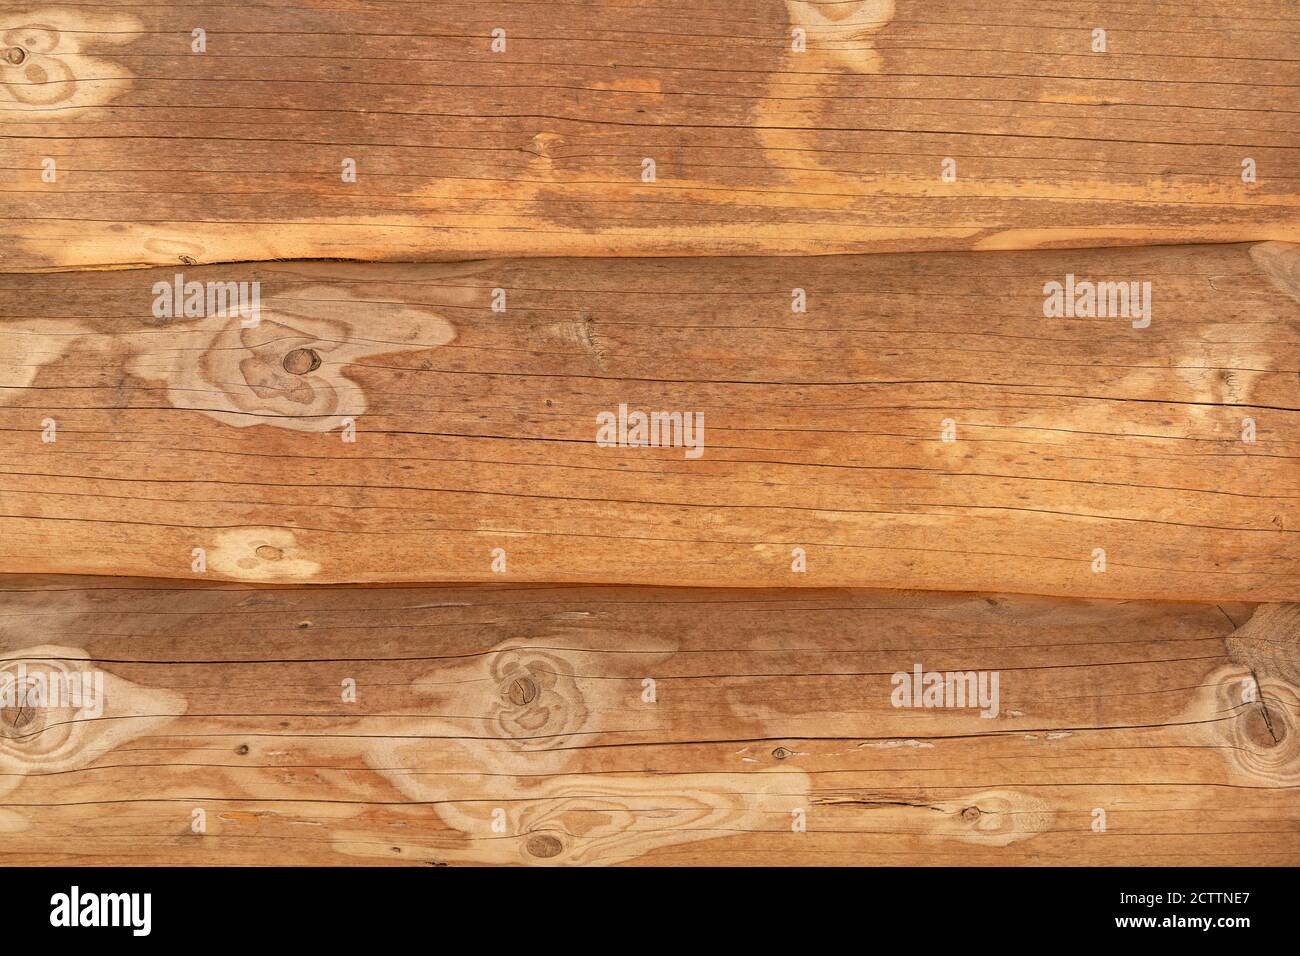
[{"x1": 0, "y1": 578, "x2": 1295, "y2": 866}]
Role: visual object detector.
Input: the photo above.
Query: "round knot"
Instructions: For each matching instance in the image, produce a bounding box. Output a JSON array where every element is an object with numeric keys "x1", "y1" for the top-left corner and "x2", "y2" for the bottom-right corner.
[
  {"x1": 1242, "y1": 706, "x2": 1285, "y2": 749},
  {"x1": 505, "y1": 676, "x2": 539, "y2": 707},
  {"x1": 282, "y1": 348, "x2": 321, "y2": 375},
  {"x1": 524, "y1": 832, "x2": 563, "y2": 859},
  {"x1": 0, "y1": 701, "x2": 40, "y2": 736}
]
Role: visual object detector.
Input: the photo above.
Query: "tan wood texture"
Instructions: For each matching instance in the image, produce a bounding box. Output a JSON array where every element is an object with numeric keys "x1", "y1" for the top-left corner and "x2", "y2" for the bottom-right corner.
[
  {"x1": 0, "y1": 577, "x2": 1293, "y2": 866},
  {"x1": 1, "y1": 242, "x2": 1297, "y2": 599},
  {"x1": 1, "y1": 1, "x2": 1297, "y2": 270}
]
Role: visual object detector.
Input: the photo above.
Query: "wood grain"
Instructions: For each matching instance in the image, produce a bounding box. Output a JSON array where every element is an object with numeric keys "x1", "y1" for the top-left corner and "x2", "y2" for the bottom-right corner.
[
  {"x1": 0, "y1": 576, "x2": 1293, "y2": 866},
  {"x1": 1, "y1": 1, "x2": 1297, "y2": 270},
  {"x1": 1, "y1": 242, "x2": 1297, "y2": 599}
]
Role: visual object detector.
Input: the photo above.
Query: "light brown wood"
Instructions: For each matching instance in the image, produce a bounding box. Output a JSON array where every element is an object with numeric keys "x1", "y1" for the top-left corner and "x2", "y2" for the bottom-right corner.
[
  {"x1": 1, "y1": 1, "x2": 1296, "y2": 270},
  {"x1": 1, "y1": 242, "x2": 1297, "y2": 599},
  {"x1": 3, "y1": 0, "x2": 1296, "y2": 879},
  {"x1": 0, "y1": 576, "x2": 1293, "y2": 866}
]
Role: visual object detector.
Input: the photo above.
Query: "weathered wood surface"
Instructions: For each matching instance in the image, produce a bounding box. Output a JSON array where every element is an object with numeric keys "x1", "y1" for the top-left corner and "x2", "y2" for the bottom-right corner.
[
  {"x1": 1, "y1": 1, "x2": 1297, "y2": 270},
  {"x1": 0, "y1": 577, "x2": 1293, "y2": 866},
  {"x1": 2, "y1": 242, "x2": 1297, "y2": 599}
]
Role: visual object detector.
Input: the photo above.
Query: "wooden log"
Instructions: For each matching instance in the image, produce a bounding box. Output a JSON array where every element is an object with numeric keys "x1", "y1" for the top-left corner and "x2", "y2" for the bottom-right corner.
[
  {"x1": 1, "y1": 242, "x2": 1297, "y2": 599},
  {"x1": 0, "y1": 576, "x2": 1293, "y2": 866},
  {"x1": 1, "y1": 1, "x2": 1296, "y2": 269}
]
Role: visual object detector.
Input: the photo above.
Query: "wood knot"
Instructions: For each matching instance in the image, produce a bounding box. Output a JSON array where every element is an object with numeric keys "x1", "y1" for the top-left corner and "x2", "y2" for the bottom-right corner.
[
  {"x1": 5, "y1": 47, "x2": 26, "y2": 65},
  {"x1": 236, "y1": 744, "x2": 250, "y2": 756},
  {"x1": 254, "y1": 545, "x2": 283, "y2": 561},
  {"x1": 489, "y1": 649, "x2": 586, "y2": 747},
  {"x1": 282, "y1": 348, "x2": 321, "y2": 375},
  {"x1": 948, "y1": 790, "x2": 1054, "y2": 846},
  {"x1": 1226, "y1": 688, "x2": 1300, "y2": 784},
  {"x1": 1243, "y1": 705, "x2": 1285, "y2": 749},
  {"x1": 772, "y1": 746, "x2": 792, "y2": 760},
  {"x1": 524, "y1": 832, "x2": 564, "y2": 859},
  {"x1": 0, "y1": 701, "x2": 41, "y2": 737},
  {"x1": 505, "y1": 676, "x2": 539, "y2": 707},
  {"x1": 1208, "y1": 667, "x2": 1299, "y2": 785}
]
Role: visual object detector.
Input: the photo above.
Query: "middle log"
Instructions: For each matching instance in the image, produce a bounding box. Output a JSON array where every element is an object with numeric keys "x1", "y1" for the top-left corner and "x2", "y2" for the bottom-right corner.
[{"x1": 0, "y1": 242, "x2": 1296, "y2": 599}]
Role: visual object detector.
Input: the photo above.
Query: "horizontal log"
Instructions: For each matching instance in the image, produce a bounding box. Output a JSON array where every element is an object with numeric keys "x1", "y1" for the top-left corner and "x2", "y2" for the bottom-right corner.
[
  {"x1": 1, "y1": 1, "x2": 1297, "y2": 269},
  {"x1": 0, "y1": 577, "x2": 1293, "y2": 866},
  {"x1": 1, "y1": 242, "x2": 1297, "y2": 598}
]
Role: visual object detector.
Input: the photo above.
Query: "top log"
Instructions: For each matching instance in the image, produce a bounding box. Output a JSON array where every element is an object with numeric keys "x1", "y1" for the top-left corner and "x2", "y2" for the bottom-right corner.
[{"x1": 1, "y1": 0, "x2": 1297, "y2": 270}]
